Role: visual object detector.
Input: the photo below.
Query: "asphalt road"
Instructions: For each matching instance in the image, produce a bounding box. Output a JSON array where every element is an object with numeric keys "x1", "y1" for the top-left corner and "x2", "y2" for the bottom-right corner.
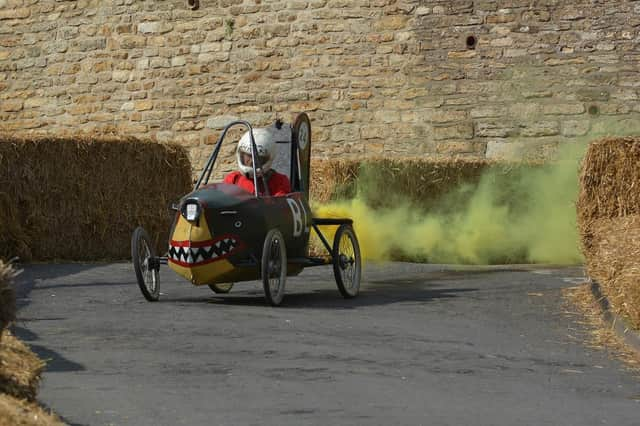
[{"x1": 12, "y1": 262, "x2": 640, "y2": 426}]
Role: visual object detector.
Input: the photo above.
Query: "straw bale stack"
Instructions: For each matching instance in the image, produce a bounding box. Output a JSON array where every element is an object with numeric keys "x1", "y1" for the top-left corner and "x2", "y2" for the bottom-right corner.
[
  {"x1": 0, "y1": 263, "x2": 62, "y2": 424},
  {"x1": 577, "y1": 137, "x2": 640, "y2": 329},
  {"x1": 0, "y1": 331, "x2": 44, "y2": 402},
  {"x1": 310, "y1": 158, "x2": 360, "y2": 204},
  {"x1": 308, "y1": 157, "x2": 543, "y2": 261},
  {"x1": 0, "y1": 136, "x2": 192, "y2": 261},
  {"x1": 310, "y1": 157, "x2": 538, "y2": 208},
  {"x1": 0, "y1": 393, "x2": 64, "y2": 425},
  {"x1": 0, "y1": 261, "x2": 15, "y2": 339}
]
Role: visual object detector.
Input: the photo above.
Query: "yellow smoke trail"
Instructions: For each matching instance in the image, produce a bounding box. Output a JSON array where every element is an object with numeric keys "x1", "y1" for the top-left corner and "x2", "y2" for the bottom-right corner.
[{"x1": 314, "y1": 143, "x2": 586, "y2": 265}]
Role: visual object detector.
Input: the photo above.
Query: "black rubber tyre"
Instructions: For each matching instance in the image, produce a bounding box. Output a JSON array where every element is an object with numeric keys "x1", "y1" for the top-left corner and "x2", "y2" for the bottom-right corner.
[
  {"x1": 332, "y1": 224, "x2": 361, "y2": 298},
  {"x1": 261, "y1": 229, "x2": 287, "y2": 306},
  {"x1": 208, "y1": 283, "x2": 234, "y2": 294},
  {"x1": 132, "y1": 227, "x2": 160, "y2": 302}
]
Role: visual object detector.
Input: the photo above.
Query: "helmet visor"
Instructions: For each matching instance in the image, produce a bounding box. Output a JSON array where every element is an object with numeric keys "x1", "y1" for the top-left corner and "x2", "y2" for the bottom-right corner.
[{"x1": 240, "y1": 152, "x2": 270, "y2": 167}]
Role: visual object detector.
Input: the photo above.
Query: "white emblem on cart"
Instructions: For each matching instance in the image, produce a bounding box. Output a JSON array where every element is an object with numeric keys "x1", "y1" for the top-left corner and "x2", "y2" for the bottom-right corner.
[{"x1": 287, "y1": 198, "x2": 309, "y2": 237}]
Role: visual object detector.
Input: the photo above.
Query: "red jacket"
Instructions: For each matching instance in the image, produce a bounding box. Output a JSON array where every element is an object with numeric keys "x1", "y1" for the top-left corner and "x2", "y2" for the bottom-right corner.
[{"x1": 223, "y1": 171, "x2": 291, "y2": 196}]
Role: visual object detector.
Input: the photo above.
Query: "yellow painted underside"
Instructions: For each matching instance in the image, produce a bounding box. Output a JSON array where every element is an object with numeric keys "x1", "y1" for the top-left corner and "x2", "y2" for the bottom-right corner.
[{"x1": 168, "y1": 215, "x2": 234, "y2": 286}]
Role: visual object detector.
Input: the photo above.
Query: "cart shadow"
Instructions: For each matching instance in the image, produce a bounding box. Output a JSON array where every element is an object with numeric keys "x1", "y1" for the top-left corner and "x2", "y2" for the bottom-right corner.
[{"x1": 165, "y1": 279, "x2": 478, "y2": 309}]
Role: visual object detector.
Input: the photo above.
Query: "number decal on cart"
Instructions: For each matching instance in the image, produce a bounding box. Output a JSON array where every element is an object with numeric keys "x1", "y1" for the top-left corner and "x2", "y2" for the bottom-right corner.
[{"x1": 287, "y1": 198, "x2": 309, "y2": 238}]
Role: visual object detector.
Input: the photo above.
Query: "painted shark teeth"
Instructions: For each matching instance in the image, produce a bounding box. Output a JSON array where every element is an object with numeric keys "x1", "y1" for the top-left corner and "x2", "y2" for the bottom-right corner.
[{"x1": 169, "y1": 237, "x2": 239, "y2": 266}]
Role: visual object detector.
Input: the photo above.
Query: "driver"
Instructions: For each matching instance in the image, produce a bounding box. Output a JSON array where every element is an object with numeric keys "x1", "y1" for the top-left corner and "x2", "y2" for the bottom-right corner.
[{"x1": 223, "y1": 128, "x2": 291, "y2": 196}]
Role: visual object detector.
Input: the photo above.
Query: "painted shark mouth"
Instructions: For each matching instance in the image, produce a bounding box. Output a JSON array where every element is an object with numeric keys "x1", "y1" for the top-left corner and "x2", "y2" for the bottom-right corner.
[{"x1": 168, "y1": 235, "x2": 243, "y2": 267}]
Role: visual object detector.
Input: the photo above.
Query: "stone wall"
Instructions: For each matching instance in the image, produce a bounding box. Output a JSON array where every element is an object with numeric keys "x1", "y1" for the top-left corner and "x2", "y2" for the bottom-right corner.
[{"x1": 2, "y1": 0, "x2": 640, "y2": 175}]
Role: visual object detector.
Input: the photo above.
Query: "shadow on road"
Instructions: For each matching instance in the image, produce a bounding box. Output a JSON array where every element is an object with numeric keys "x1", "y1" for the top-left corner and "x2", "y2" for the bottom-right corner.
[
  {"x1": 13, "y1": 264, "x2": 107, "y2": 310},
  {"x1": 161, "y1": 281, "x2": 478, "y2": 309},
  {"x1": 10, "y1": 325, "x2": 85, "y2": 373}
]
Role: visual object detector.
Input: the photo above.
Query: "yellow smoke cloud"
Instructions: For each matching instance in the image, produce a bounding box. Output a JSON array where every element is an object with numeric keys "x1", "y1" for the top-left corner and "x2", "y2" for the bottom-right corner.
[{"x1": 314, "y1": 143, "x2": 586, "y2": 265}]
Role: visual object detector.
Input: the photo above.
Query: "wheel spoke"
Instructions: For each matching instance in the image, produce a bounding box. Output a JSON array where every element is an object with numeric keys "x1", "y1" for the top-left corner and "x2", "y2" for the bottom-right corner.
[
  {"x1": 338, "y1": 233, "x2": 356, "y2": 289},
  {"x1": 269, "y1": 238, "x2": 282, "y2": 294}
]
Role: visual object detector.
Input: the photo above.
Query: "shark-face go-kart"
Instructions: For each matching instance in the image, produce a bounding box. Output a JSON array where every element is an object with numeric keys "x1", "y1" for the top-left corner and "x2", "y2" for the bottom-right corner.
[{"x1": 131, "y1": 113, "x2": 361, "y2": 306}]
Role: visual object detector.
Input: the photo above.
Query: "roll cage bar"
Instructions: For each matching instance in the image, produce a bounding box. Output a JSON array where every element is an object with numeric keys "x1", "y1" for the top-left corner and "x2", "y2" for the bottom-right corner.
[
  {"x1": 195, "y1": 118, "x2": 309, "y2": 198},
  {"x1": 194, "y1": 120, "x2": 271, "y2": 197}
]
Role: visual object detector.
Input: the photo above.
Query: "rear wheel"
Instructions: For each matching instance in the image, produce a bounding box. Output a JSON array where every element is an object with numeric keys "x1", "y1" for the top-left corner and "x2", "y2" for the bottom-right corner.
[
  {"x1": 261, "y1": 229, "x2": 287, "y2": 306},
  {"x1": 208, "y1": 283, "x2": 234, "y2": 294},
  {"x1": 332, "y1": 224, "x2": 361, "y2": 298},
  {"x1": 132, "y1": 227, "x2": 160, "y2": 302}
]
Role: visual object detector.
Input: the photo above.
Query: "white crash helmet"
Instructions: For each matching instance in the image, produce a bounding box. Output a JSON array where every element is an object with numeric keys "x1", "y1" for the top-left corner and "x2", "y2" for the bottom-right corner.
[{"x1": 237, "y1": 128, "x2": 276, "y2": 177}]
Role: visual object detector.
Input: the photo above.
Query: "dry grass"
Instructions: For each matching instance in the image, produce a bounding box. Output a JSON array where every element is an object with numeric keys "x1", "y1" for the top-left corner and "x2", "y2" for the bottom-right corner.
[
  {"x1": 0, "y1": 258, "x2": 62, "y2": 425},
  {"x1": 564, "y1": 284, "x2": 640, "y2": 371},
  {"x1": 0, "y1": 395, "x2": 64, "y2": 426},
  {"x1": 577, "y1": 137, "x2": 640, "y2": 330},
  {"x1": 0, "y1": 135, "x2": 192, "y2": 261},
  {"x1": 0, "y1": 262, "x2": 15, "y2": 339},
  {"x1": 577, "y1": 137, "x2": 640, "y2": 224},
  {"x1": 580, "y1": 215, "x2": 640, "y2": 329},
  {"x1": 310, "y1": 158, "x2": 360, "y2": 204},
  {"x1": 0, "y1": 331, "x2": 44, "y2": 402}
]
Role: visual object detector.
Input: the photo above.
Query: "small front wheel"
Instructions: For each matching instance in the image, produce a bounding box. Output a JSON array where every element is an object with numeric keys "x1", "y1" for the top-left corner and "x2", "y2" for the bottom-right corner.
[
  {"x1": 261, "y1": 229, "x2": 287, "y2": 306},
  {"x1": 208, "y1": 283, "x2": 234, "y2": 294},
  {"x1": 332, "y1": 224, "x2": 361, "y2": 298},
  {"x1": 132, "y1": 227, "x2": 160, "y2": 302}
]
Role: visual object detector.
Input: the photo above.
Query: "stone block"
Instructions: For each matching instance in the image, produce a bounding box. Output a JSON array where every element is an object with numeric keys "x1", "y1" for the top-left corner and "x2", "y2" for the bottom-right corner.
[
  {"x1": 427, "y1": 109, "x2": 467, "y2": 123},
  {"x1": 373, "y1": 16, "x2": 409, "y2": 31},
  {"x1": 475, "y1": 122, "x2": 517, "y2": 138},
  {"x1": 24, "y1": 97, "x2": 47, "y2": 108},
  {"x1": 117, "y1": 122, "x2": 148, "y2": 133},
  {"x1": 1, "y1": 99, "x2": 23, "y2": 112},
  {"x1": 543, "y1": 103, "x2": 585, "y2": 115},
  {"x1": 198, "y1": 52, "x2": 230, "y2": 63},
  {"x1": 74, "y1": 38, "x2": 107, "y2": 52},
  {"x1": 134, "y1": 100, "x2": 153, "y2": 111},
  {"x1": 360, "y1": 125, "x2": 389, "y2": 140},
  {"x1": 447, "y1": 50, "x2": 477, "y2": 59},
  {"x1": 520, "y1": 121, "x2": 559, "y2": 137},
  {"x1": 76, "y1": 74, "x2": 98, "y2": 84},
  {"x1": 470, "y1": 106, "x2": 507, "y2": 118},
  {"x1": 171, "y1": 56, "x2": 186, "y2": 67},
  {"x1": 561, "y1": 120, "x2": 590, "y2": 136},
  {"x1": 138, "y1": 22, "x2": 173, "y2": 34},
  {"x1": 432, "y1": 122, "x2": 474, "y2": 140},
  {"x1": 485, "y1": 140, "x2": 519, "y2": 160},
  {"x1": 150, "y1": 57, "x2": 170, "y2": 68},
  {"x1": 206, "y1": 115, "x2": 240, "y2": 129},
  {"x1": 0, "y1": 8, "x2": 30, "y2": 20},
  {"x1": 119, "y1": 35, "x2": 146, "y2": 49},
  {"x1": 112, "y1": 70, "x2": 130, "y2": 82},
  {"x1": 436, "y1": 140, "x2": 481, "y2": 155}
]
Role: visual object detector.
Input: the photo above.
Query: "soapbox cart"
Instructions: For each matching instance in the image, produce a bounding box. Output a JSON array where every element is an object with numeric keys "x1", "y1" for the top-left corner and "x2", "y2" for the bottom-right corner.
[{"x1": 131, "y1": 113, "x2": 361, "y2": 306}]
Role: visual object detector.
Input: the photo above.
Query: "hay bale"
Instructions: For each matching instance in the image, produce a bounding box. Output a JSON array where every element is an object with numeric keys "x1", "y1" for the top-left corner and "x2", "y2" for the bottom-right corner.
[
  {"x1": 581, "y1": 215, "x2": 640, "y2": 329},
  {"x1": 577, "y1": 136, "x2": 640, "y2": 225},
  {"x1": 310, "y1": 158, "x2": 360, "y2": 204},
  {"x1": 310, "y1": 157, "x2": 541, "y2": 209},
  {"x1": 578, "y1": 137, "x2": 640, "y2": 329},
  {"x1": 308, "y1": 157, "x2": 546, "y2": 262},
  {"x1": 0, "y1": 135, "x2": 192, "y2": 261},
  {"x1": 0, "y1": 262, "x2": 15, "y2": 338},
  {"x1": 0, "y1": 331, "x2": 44, "y2": 402},
  {"x1": 0, "y1": 393, "x2": 64, "y2": 426}
]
